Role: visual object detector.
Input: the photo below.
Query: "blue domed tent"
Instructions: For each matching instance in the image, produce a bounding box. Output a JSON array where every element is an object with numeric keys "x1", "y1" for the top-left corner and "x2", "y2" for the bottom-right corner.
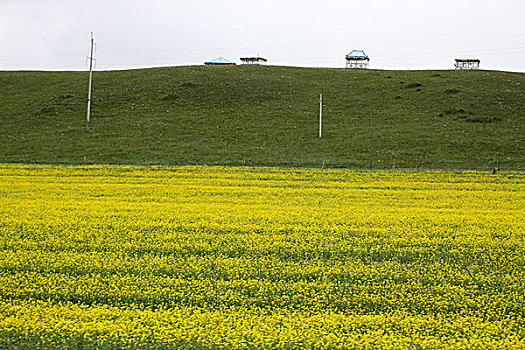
[{"x1": 204, "y1": 57, "x2": 236, "y2": 65}]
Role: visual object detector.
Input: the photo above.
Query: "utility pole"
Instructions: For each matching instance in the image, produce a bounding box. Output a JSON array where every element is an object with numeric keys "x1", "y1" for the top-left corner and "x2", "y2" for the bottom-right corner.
[
  {"x1": 319, "y1": 94, "x2": 323, "y2": 138},
  {"x1": 86, "y1": 32, "x2": 95, "y2": 125}
]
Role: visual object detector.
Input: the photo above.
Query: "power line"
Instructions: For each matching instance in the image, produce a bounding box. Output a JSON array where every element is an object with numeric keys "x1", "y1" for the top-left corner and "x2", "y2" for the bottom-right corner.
[
  {"x1": 1, "y1": 32, "x2": 524, "y2": 62},
  {"x1": 6, "y1": 32, "x2": 89, "y2": 42},
  {"x1": 94, "y1": 47, "x2": 525, "y2": 66},
  {"x1": 95, "y1": 33, "x2": 525, "y2": 55},
  {"x1": 373, "y1": 47, "x2": 525, "y2": 59},
  {"x1": 0, "y1": 52, "x2": 85, "y2": 62},
  {"x1": 275, "y1": 49, "x2": 525, "y2": 66}
]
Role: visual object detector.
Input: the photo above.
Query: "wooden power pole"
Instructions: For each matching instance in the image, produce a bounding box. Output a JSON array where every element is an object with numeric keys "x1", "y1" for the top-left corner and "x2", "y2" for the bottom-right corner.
[
  {"x1": 319, "y1": 94, "x2": 323, "y2": 138},
  {"x1": 87, "y1": 32, "x2": 95, "y2": 125}
]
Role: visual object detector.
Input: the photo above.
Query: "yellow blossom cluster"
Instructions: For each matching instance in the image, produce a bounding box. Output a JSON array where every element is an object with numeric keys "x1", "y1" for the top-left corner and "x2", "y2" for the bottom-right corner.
[{"x1": 0, "y1": 164, "x2": 523, "y2": 349}]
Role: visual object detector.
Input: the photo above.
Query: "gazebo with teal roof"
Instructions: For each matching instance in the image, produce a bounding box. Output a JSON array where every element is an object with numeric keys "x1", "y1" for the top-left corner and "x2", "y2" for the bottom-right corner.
[{"x1": 345, "y1": 50, "x2": 370, "y2": 69}]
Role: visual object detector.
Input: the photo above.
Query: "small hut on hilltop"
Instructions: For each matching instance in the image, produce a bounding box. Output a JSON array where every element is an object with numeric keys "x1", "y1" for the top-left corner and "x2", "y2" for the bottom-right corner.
[
  {"x1": 455, "y1": 58, "x2": 480, "y2": 70},
  {"x1": 345, "y1": 50, "x2": 370, "y2": 69},
  {"x1": 240, "y1": 55, "x2": 268, "y2": 65}
]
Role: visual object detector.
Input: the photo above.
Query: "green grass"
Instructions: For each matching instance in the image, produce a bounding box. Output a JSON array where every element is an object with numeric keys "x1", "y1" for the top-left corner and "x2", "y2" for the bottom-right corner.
[{"x1": 0, "y1": 66, "x2": 523, "y2": 170}]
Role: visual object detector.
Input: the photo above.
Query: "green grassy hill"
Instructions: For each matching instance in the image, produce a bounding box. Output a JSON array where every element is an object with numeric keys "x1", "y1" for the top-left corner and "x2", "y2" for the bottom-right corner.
[{"x1": 0, "y1": 66, "x2": 523, "y2": 170}]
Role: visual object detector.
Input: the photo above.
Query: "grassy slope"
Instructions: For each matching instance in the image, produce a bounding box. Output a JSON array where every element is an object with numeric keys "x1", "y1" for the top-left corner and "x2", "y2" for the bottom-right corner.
[{"x1": 0, "y1": 66, "x2": 523, "y2": 170}]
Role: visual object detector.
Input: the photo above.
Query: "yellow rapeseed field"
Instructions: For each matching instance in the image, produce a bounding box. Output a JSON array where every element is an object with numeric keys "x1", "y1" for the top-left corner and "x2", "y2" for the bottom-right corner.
[{"x1": 0, "y1": 164, "x2": 523, "y2": 349}]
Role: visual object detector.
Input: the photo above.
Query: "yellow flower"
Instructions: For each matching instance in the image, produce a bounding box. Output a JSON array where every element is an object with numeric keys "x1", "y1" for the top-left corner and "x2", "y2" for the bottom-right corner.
[{"x1": 0, "y1": 164, "x2": 523, "y2": 349}]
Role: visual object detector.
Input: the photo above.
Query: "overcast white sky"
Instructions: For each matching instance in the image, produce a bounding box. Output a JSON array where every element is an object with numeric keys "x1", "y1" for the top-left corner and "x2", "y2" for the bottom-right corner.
[{"x1": 1, "y1": 0, "x2": 524, "y2": 71}]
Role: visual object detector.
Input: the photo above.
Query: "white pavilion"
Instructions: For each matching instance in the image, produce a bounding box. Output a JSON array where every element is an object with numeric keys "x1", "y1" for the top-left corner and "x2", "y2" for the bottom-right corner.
[
  {"x1": 240, "y1": 55, "x2": 268, "y2": 65},
  {"x1": 345, "y1": 50, "x2": 370, "y2": 69},
  {"x1": 455, "y1": 58, "x2": 480, "y2": 70}
]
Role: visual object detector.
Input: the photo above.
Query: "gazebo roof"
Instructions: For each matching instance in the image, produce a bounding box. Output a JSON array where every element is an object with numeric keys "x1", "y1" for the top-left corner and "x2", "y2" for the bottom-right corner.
[
  {"x1": 204, "y1": 57, "x2": 236, "y2": 65},
  {"x1": 455, "y1": 58, "x2": 480, "y2": 63},
  {"x1": 240, "y1": 56, "x2": 268, "y2": 62},
  {"x1": 346, "y1": 50, "x2": 369, "y2": 59}
]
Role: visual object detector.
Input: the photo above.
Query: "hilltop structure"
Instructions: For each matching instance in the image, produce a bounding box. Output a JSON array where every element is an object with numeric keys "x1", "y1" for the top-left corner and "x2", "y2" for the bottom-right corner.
[
  {"x1": 455, "y1": 58, "x2": 480, "y2": 70},
  {"x1": 204, "y1": 57, "x2": 236, "y2": 65},
  {"x1": 240, "y1": 55, "x2": 268, "y2": 65},
  {"x1": 345, "y1": 50, "x2": 370, "y2": 69}
]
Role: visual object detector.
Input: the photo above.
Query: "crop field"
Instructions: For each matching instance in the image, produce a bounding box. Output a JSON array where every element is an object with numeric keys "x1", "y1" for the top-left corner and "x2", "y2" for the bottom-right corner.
[{"x1": 0, "y1": 164, "x2": 523, "y2": 349}]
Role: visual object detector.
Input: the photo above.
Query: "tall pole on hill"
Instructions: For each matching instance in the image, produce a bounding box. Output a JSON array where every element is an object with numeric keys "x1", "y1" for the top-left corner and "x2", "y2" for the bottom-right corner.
[
  {"x1": 87, "y1": 32, "x2": 95, "y2": 125},
  {"x1": 319, "y1": 94, "x2": 323, "y2": 138}
]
